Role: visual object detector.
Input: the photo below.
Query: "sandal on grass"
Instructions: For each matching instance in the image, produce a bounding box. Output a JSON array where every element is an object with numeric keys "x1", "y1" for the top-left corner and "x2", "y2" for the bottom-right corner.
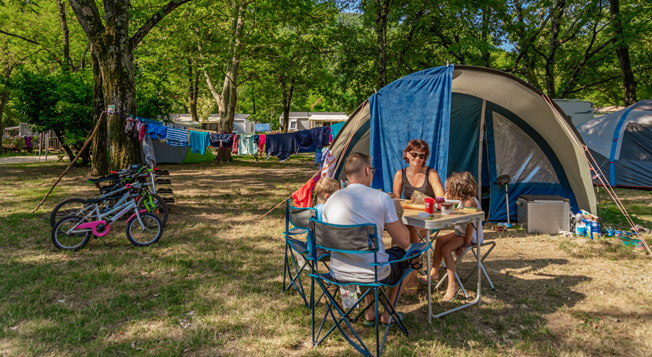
[{"x1": 417, "y1": 274, "x2": 438, "y2": 285}]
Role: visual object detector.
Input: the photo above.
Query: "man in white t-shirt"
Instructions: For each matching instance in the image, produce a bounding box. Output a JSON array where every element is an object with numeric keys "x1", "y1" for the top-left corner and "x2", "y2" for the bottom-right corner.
[{"x1": 322, "y1": 152, "x2": 410, "y2": 324}]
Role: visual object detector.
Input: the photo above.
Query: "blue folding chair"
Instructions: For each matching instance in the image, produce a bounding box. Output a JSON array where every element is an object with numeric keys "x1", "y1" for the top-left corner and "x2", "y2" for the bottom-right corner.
[
  {"x1": 282, "y1": 199, "x2": 329, "y2": 308},
  {"x1": 308, "y1": 218, "x2": 431, "y2": 356}
]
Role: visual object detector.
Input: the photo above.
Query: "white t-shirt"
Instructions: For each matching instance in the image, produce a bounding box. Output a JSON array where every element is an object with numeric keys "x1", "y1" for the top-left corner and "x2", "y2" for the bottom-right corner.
[{"x1": 322, "y1": 183, "x2": 399, "y2": 282}]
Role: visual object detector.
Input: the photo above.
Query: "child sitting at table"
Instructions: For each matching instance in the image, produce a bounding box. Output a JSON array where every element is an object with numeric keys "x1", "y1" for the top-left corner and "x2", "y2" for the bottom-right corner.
[
  {"x1": 313, "y1": 177, "x2": 340, "y2": 220},
  {"x1": 423, "y1": 171, "x2": 483, "y2": 301}
]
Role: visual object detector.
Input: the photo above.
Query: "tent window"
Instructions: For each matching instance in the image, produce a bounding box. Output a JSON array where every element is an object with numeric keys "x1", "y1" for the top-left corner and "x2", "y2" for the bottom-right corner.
[
  {"x1": 492, "y1": 113, "x2": 559, "y2": 183},
  {"x1": 620, "y1": 122, "x2": 652, "y2": 161}
]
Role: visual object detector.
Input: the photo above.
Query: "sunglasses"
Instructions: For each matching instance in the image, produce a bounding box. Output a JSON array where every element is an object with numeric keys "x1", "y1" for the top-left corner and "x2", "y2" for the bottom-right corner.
[{"x1": 409, "y1": 152, "x2": 426, "y2": 159}]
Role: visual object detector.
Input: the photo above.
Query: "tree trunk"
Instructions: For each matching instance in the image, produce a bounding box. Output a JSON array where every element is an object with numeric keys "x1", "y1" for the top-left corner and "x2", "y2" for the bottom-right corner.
[
  {"x1": 545, "y1": 1, "x2": 565, "y2": 97},
  {"x1": 94, "y1": 2, "x2": 140, "y2": 171},
  {"x1": 54, "y1": 128, "x2": 77, "y2": 163},
  {"x1": 187, "y1": 57, "x2": 199, "y2": 122},
  {"x1": 280, "y1": 76, "x2": 294, "y2": 133},
  {"x1": 0, "y1": 91, "x2": 7, "y2": 151},
  {"x1": 90, "y1": 49, "x2": 108, "y2": 175},
  {"x1": 374, "y1": 0, "x2": 391, "y2": 89},
  {"x1": 204, "y1": 70, "x2": 223, "y2": 131},
  {"x1": 220, "y1": 1, "x2": 246, "y2": 134},
  {"x1": 481, "y1": 4, "x2": 491, "y2": 67},
  {"x1": 610, "y1": 0, "x2": 637, "y2": 106},
  {"x1": 56, "y1": 0, "x2": 72, "y2": 70}
]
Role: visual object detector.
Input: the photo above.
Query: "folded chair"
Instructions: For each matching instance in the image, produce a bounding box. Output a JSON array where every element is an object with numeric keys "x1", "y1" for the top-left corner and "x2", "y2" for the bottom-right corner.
[
  {"x1": 282, "y1": 200, "x2": 329, "y2": 308},
  {"x1": 308, "y1": 218, "x2": 431, "y2": 356},
  {"x1": 435, "y1": 240, "x2": 496, "y2": 298}
]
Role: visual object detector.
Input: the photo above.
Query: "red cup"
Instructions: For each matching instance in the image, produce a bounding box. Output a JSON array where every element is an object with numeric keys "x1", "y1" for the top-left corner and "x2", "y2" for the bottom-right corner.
[{"x1": 424, "y1": 198, "x2": 435, "y2": 214}]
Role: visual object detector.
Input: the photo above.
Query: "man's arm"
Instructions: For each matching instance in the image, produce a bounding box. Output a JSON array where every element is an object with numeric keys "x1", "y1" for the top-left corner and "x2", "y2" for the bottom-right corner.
[{"x1": 385, "y1": 220, "x2": 410, "y2": 250}]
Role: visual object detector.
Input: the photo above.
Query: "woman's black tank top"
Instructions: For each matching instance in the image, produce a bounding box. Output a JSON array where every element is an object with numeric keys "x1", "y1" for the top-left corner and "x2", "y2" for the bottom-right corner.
[{"x1": 401, "y1": 167, "x2": 436, "y2": 199}]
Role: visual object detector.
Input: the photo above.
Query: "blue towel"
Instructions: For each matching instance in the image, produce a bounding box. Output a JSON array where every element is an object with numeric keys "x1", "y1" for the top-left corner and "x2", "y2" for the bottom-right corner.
[
  {"x1": 330, "y1": 122, "x2": 344, "y2": 139},
  {"x1": 148, "y1": 124, "x2": 168, "y2": 140},
  {"x1": 308, "y1": 126, "x2": 330, "y2": 149},
  {"x1": 369, "y1": 65, "x2": 454, "y2": 192},
  {"x1": 189, "y1": 131, "x2": 211, "y2": 155},
  {"x1": 265, "y1": 133, "x2": 297, "y2": 161},
  {"x1": 295, "y1": 130, "x2": 315, "y2": 153}
]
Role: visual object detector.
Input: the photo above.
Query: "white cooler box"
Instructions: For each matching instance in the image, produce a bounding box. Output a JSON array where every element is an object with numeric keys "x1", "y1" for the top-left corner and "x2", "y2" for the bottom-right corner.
[{"x1": 516, "y1": 195, "x2": 570, "y2": 234}]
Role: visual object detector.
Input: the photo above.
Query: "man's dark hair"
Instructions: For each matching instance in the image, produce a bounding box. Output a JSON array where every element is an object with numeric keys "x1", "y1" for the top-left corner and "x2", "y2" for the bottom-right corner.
[{"x1": 344, "y1": 152, "x2": 372, "y2": 177}]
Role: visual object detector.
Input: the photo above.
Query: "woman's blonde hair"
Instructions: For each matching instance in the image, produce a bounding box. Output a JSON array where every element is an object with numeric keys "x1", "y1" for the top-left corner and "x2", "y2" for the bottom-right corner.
[
  {"x1": 445, "y1": 172, "x2": 477, "y2": 200},
  {"x1": 314, "y1": 177, "x2": 340, "y2": 203}
]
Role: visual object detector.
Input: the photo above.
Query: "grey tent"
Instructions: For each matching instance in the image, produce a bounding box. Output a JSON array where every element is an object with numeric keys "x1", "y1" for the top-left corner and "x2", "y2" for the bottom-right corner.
[
  {"x1": 577, "y1": 100, "x2": 652, "y2": 188},
  {"x1": 329, "y1": 66, "x2": 596, "y2": 221}
]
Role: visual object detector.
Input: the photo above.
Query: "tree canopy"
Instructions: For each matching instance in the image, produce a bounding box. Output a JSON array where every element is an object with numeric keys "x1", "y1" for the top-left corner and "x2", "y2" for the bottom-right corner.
[{"x1": 1, "y1": 0, "x2": 651, "y2": 170}]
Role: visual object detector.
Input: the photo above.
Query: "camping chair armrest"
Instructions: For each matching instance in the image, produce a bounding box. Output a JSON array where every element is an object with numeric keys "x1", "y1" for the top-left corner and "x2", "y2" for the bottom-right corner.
[{"x1": 370, "y1": 242, "x2": 432, "y2": 266}]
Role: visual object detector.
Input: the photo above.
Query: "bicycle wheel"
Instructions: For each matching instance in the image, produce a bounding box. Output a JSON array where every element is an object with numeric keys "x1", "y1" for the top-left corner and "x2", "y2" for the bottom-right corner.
[
  {"x1": 52, "y1": 215, "x2": 92, "y2": 250},
  {"x1": 126, "y1": 212, "x2": 163, "y2": 247},
  {"x1": 50, "y1": 198, "x2": 88, "y2": 227},
  {"x1": 137, "y1": 193, "x2": 169, "y2": 226}
]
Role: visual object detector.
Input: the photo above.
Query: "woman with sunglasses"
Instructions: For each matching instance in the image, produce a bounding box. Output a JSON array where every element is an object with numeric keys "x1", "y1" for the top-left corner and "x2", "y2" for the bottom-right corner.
[{"x1": 392, "y1": 139, "x2": 445, "y2": 294}]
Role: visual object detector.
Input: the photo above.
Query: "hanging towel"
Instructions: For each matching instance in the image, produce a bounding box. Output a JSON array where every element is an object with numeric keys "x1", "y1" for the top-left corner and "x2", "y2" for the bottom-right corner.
[
  {"x1": 189, "y1": 131, "x2": 211, "y2": 155},
  {"x1": 330, "y1": 122, "x2": 345, "y2": 140},
  {"x1": 167, "y1": 127, "x2": 189, "y2": 147},
  {"x1": 308, "y1": 126, "x2": 331, "y2": 149},
  {"x1": 148, "y1": 124, "x2": 168, "y2": 140},
  {"x1": 232, "y1": 135, "x2": 239, "y2": 154},
  {"x1": 292, "y1": 178, "x2": 315, "y2": 208},
  {"x1": 265, "y1": 133, "x2": 297, "y2": 161},
  {"x1": 209, "y1": 133, "x2": 234, "y2": 148},
  {"x1": 295, "y1": 130, "x2": 315, "y2": 153},
  {"x1": 141, "y1": 134, "x2": 157, "y2": 169},
  {"x1": 238, "y1": 134, "x2": 258, "y2": 155},
  {"x1": 257, "y1": 134, "x2": 266, "y2": 158},
  {"x1": 320, "y1": 148, "x2": 336, "y2": 178}
]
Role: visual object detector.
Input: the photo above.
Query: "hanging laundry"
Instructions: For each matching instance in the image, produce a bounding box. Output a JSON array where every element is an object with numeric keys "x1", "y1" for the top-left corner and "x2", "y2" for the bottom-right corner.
[
  {"x1": 292, "y1": 178, "x2": 315, "y2": 208},
  {"x1": 309, "y1": 126, "x2": 331, "y2": 149},
  {"x1": 124, "y1": 116, "x2": 135, "y2": 134},
  {"x1": 209, "y1": 133, "x2": 235, "y2": 148},
  {"x1": 232, "y1": 135, "x2": 239, "y2": 154},
  {"x1": 265, "y1": 133, "x2": 297, "y2": 161},
  {"x1": 167, "y1": 127, "x2": 189, "y2": 147},
  {"x1": 189, "y1": 131, "x2": 211, "y2": 155},
  {"x1": 238, "y1": 134, "x2": 258, "y2": 155},
  {"x1": 141, "y1": 134, "x2": 157, "y2": 169},
  {"x1": 257, "y1": 134, "x2": 266, "y2": 158},
  {"x1": 148, "y1": 124, "x2": 168, "y2": 140},
  {"x1": 295, "y1": 130, "x2": 315, "y2": 153},
  {"x1": 319, "y1": 148, "x2": 337, "y2": 178}
]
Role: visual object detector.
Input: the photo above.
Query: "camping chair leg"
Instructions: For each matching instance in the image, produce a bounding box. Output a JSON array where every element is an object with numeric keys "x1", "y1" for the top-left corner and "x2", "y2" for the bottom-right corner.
[
  {"x1": 282, "y1": 243, "x2": 289, "y2": 293},
  {"x1": 284, "y1": 248, "x2": 309, "y2": 308},
  {"x1": 438, "y1": 261, "x2": 469, "y2": 299}
]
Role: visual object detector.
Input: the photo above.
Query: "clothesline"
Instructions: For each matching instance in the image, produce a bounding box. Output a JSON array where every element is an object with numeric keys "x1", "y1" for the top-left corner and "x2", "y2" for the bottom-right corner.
[{"x1": 127, "y1": 116, "x2": 333, "y2": 161}]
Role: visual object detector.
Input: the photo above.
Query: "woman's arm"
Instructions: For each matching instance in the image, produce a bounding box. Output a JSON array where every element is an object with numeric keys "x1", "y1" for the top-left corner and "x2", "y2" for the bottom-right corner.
[
  {"x1": 428, "y1": 169, "x2": 445, "y2": 198},
  {"x1": 392, "y1": 170, "x2": 403, "y2": 197}
]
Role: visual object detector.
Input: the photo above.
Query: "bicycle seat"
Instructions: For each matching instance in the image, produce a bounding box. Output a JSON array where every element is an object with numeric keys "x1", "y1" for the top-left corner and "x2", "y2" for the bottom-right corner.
[
  {"x1": 86, "y1": 197, "x2": 106, "y2": 204},
  {"x1": 88, "y1": 174, "x2": 118, "y2": 184}
]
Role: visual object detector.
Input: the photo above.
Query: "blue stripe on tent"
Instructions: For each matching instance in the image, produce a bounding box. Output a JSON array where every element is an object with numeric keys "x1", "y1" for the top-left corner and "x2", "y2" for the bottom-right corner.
[
  {"x1": 609, "y1": 107, "x2": 634, "y2": 186},
  {"x1": 485, "y1": 102, "x2": 578, "y2": 221},
  {"x1": 369, "y1": 66, "x2": 454, "y2": 192}
]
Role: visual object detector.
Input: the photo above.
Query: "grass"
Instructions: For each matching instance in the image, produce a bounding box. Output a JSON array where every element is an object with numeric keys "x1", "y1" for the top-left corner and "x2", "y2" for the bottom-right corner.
[{"x1": 1, "y1": 157, "x2": 651, "y2": 356}]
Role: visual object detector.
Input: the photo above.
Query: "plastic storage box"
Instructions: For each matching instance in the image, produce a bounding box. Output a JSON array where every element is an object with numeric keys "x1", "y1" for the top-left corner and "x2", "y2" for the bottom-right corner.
[{"x1": 517, "y1": 195, "x2": 570, "y2": 234}]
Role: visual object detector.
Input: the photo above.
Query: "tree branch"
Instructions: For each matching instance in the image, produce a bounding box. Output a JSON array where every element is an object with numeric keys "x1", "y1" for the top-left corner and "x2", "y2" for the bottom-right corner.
[
  {"x1": 130, "y1": 0, "x2": 193, "y2": 47},
  {"x1": 0, "y1": 29, "x2": 63, "y2": 66},
  {"x1": 68, "y1": 0, "x2": 105, "y2": 42}
]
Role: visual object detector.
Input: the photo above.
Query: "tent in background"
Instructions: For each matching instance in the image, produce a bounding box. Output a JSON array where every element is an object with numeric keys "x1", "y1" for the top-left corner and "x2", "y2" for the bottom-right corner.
[
  {"x1": 330, "y1": 65, "x2": 596, "y2": 221},
  {"x1": 577, "y1": 100, "x2": 652, "y2": 188}
]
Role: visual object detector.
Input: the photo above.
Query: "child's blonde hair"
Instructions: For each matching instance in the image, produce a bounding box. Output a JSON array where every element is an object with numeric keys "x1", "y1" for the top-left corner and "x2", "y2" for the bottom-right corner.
[
  {"x1": 445, "y1": 172, "x2": 477, "y2": 200},
  {"x1": 314, "y1": 177, "x2": 340, "y2": 203}
]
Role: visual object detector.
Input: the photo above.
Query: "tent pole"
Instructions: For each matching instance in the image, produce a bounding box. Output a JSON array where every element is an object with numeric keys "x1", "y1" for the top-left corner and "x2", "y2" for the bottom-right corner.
[{"x1": 478, "y1": 100, "x2": 486, "y2": 204}]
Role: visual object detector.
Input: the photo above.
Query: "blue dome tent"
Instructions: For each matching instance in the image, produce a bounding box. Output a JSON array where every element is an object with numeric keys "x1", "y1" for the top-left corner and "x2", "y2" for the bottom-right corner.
[{"x1": 329, "y1": 66, "x2": 596, "y2": 221}]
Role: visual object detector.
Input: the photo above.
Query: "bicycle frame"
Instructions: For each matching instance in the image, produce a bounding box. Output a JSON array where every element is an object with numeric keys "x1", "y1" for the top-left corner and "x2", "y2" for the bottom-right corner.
[{"x1": 69, "y1": 196, "x2": 146, "y2": 237}]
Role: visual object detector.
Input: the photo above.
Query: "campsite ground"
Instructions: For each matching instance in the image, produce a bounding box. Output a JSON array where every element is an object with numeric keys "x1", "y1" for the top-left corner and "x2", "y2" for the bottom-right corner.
[{"x1": 1, "y1": 157, "x2": 651, "y2": 356}]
